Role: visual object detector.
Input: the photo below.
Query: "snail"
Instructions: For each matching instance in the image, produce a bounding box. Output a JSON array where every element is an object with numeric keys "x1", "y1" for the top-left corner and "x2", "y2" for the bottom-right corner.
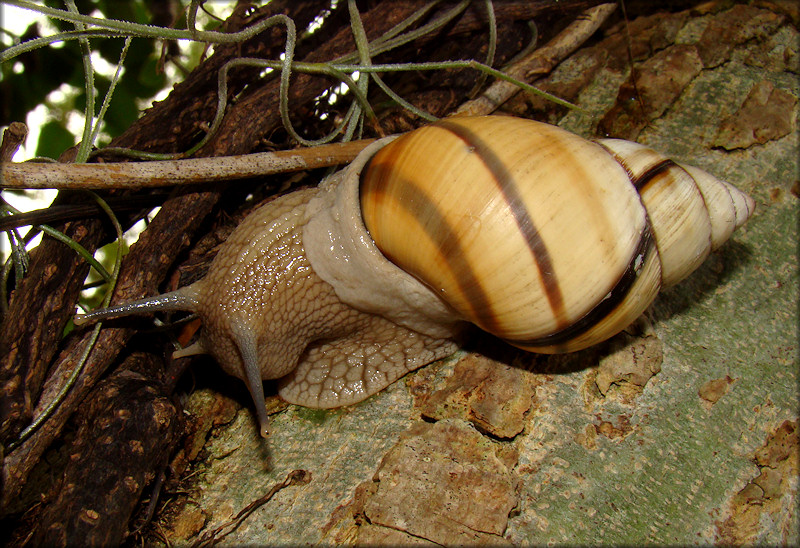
[{"x1": 74, "y1": 116, "x2": 754, "y2": 437}]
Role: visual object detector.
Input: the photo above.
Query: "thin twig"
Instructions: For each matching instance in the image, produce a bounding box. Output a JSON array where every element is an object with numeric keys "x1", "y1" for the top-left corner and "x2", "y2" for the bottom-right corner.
[
  {"x1": 455, "y1": 2, "x2": 617, "y2": 116},
  {"x1": 0, "y1": 51, "x2": 584, "y2": 192},
  {"x1": 0, "y1": 140, "x2": 375, "y2": 190},
  {"x1": 0, "y1": 2, "x2": 599, "y2": 191},
  {"x1": 191, "y1": 469, "x2": 311, "y2": 547},
  {"x1": 127, "y1": 465, "x2": 168, "y2": 539},
  {"x1": 617, "y1": 0, "x2": 647, "y2": 116}
]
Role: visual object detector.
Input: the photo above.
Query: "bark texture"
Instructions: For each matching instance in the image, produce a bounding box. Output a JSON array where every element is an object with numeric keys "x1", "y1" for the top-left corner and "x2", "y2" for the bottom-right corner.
[
  {"x1": 2, "y1": 0, "x2": 796, "y2": 546},
  {"x1": 31, "y1": 354, "x2": 181, "y2": 547}
]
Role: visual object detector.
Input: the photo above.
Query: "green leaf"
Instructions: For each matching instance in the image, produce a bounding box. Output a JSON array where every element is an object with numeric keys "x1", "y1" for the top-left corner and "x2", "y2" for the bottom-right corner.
[{"x1": 36, "y1": 120, "x2": 75, "y2": 160}]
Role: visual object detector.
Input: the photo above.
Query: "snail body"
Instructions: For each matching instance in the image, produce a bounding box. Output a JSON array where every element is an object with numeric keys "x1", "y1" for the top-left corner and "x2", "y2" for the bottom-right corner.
[{"x1": 75, "y1": 116, "x2": 754, "y2": 437}]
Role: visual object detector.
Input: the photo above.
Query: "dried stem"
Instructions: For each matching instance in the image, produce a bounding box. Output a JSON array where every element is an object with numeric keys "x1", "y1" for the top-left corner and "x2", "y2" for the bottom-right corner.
[
  {"x1": 1, "y1": 140, "x2": 375, "y2": 190},
  {"x1": 455, "y1": 2, "x2": 617, "y2": 116}
]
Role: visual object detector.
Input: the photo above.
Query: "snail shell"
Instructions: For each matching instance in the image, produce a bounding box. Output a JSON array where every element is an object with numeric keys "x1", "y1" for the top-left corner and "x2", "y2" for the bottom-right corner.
[
  {"x1": 344, "y1": 116, "x2": 754, "y2": 353},
  {"x1": 74, "y1": 116, "x2": 754, "y2": 437}
]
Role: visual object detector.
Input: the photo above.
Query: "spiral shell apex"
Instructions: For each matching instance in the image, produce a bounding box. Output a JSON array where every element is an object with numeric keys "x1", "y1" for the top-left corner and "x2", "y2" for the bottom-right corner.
[{"x1": 359, "y1": 116, "x2": 754, "y2": 353}]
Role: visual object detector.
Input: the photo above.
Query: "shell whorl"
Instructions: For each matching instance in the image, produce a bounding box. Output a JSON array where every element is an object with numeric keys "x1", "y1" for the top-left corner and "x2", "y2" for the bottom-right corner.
[
  {"x1": 597, "y1": 138, "x2": 754, "y2": 286},
  {"x1": 356, "y1": 116, "x2": 754, "y2": 353}
]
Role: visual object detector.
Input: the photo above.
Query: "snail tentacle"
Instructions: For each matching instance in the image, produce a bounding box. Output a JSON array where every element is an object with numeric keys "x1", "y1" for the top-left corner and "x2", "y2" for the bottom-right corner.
[
  {"x1": 230, "y1": 320, "x2": 270, "y2": 438},
  {"x1": 73, "y1": 286, "x2": 200, "y2": 326}
]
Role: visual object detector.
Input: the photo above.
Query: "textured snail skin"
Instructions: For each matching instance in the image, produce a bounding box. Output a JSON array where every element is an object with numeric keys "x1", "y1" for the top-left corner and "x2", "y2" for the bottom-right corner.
[
  {"x1": 74, "y1": 116, "x2": 754, "y2": 437},
  {"x1": 76, "y1": 185, "x2": 457, "y2": 437}
]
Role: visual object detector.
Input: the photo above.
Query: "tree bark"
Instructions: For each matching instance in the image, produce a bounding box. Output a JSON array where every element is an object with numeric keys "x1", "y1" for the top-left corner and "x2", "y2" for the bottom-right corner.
[
  {"x1": 8, "y1": 2, "x2": 773, "y2": 546},
  {"x1": 31, "y1": 353, "x2": 181, "y2": 547}
]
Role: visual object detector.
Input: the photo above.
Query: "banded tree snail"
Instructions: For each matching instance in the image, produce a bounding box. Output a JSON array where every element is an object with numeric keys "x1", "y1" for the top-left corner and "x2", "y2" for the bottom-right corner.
[{"x1": 75, "y1": 116, "x2": 754, "y2": 437}]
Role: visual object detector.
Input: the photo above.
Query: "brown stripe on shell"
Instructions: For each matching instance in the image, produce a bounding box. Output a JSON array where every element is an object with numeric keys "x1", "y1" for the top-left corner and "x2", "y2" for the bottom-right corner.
[
  {"x1": 595, "y1": 140, "x2": 676, "y2": 192},
  {"x1": 631, "y1": 158, "x2": 677, "y2": 191},
  {"x1": 508, "y1": 222, "x2": 657, "y2": 349},
  {"x1": 434, "y1": 119, "x2": 569, "y2": 329},
  {"x1": 598, "y1": 140, "x2": 716, "y2": 286},
  {"x1": 360, "y1": 155, "x2": 503, "y2": 333},
  {"x1": 507, "y1": 139, "x2": 667, "y2": 347}
]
